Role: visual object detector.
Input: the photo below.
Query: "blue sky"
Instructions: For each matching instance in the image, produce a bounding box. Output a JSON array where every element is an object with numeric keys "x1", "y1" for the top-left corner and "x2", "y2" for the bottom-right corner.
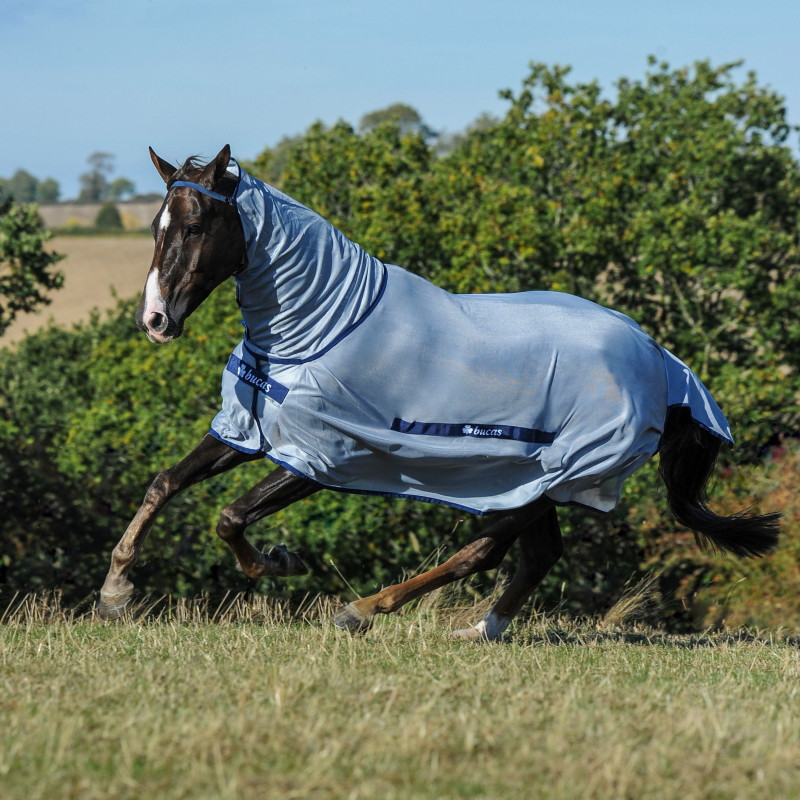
[{"x1": 2, "y1": 0, "x2": 799, "y2": 200}]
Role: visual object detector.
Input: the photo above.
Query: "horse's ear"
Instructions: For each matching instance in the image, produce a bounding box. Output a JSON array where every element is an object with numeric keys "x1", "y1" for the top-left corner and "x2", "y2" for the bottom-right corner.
[
  {"x1": 149, "y1": 147, "x2": 177, "y2": 184},
  {"x1": 199, "y1": 144, "x2": 232, "y2": 189}
]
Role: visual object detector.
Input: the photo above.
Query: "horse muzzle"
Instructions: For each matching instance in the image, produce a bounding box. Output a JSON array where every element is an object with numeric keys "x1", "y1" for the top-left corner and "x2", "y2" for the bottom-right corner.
[{"x1": 137, "y1": 308, "x2": 183, "y2": 344}]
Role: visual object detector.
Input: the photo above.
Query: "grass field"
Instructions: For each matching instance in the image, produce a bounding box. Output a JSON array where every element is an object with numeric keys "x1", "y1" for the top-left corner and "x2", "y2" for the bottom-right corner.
[
  {"x1": 0, "y1": 235, "x2": 151, "y2": 346},
  {"x1": 2, "y1": 594, "x2": 799, "y2": 800}
]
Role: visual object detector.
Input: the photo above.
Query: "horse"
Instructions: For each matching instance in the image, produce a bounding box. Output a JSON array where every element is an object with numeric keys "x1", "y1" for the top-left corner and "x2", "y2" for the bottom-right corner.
[{"x1": 97, "y1": 144, "x2": 780, "y2": 639}]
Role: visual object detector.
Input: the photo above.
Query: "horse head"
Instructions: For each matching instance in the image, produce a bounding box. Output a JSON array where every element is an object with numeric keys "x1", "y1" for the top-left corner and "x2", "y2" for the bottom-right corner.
[{"x1": 137, "y1": 144, "x2": 246, "y2": 343}]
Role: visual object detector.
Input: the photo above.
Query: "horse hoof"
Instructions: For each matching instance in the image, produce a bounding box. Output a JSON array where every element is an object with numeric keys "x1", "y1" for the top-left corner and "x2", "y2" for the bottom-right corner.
[
  {"x1": 96, "y1": 591, "x2": 133, "y2": 620},
  {"x1": 266, "y1": 543, "x2": 308, "y2": 577},
  {"x1": 333, "y1": 602, "x2": 373, "y2": 634},
  {"x1": 449, "y1": 625, "x2": 491, "y2": 642}
]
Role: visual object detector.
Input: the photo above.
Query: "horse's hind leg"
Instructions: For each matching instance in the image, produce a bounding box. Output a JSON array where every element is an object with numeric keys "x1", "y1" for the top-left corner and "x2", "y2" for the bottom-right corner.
[
  {"x1": 97, "y1": 434, "x2": 258, "y2": 619},
  {"x1": 333, "y1": 497, "x2": 554, "y2": 634},
  {"x1": 451, "y1": 505, "x2": 563, "y2": 641}
]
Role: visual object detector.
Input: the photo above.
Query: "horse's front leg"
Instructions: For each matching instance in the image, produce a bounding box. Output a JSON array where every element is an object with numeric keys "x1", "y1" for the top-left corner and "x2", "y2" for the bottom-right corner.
[
  {"x1": 97, "y1": 434, "x2": 258, "y2": 619},
  {"x1": 216, "y1": 466, "x2": 321, "y2": 577}
]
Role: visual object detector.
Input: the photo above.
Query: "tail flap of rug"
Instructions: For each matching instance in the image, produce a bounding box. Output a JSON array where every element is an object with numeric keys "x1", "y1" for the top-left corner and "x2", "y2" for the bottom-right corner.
[{"x1": 662, "y1": 348, "x2": 733, "y2": 444}]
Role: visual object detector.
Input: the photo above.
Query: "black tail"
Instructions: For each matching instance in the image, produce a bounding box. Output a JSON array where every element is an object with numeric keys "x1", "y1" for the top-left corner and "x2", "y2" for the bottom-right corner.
[{"x1": 658, "y1": 408, "x2": 781, "y2": 557}]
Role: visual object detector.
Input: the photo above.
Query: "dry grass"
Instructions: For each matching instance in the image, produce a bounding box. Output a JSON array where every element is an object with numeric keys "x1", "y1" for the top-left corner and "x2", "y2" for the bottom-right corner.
[{"x1": 2, "y1": 593, "x2": 799, "y2": 800}]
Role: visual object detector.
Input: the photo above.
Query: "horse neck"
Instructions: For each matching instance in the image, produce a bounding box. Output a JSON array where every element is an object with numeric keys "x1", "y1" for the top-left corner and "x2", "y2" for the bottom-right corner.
[{"x1": 235, "y1": 187, "x2": 385, "y2": 361}]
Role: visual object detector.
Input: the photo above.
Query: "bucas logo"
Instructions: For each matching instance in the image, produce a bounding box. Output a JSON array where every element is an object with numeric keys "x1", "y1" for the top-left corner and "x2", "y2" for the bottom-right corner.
[
  {"x1": 238, "y1": 362, "x2": 272, "y2": 393},
  {"x1": 462, "y1": 425, "x2": 503, "y2": 438},
  {"x1": 225, "y1": 353, "x2": 289, "y2": 405}
]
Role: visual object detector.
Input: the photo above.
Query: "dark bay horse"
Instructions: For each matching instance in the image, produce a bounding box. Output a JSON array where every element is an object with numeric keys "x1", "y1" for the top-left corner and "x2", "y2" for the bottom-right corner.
[{"x1": 97, "y1": 145, "x2": 780, "y2": 639}]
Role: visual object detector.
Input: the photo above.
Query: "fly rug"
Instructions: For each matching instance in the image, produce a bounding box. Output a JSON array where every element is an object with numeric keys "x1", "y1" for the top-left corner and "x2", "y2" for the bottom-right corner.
[{"x1": 97, "y1": 145, "x2": 780, "y2": 640}]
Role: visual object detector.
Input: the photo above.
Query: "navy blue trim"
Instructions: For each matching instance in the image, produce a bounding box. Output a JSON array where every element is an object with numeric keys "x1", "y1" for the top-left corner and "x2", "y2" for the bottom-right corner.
[
  {"x1": 226, "y1": 354, "x2": 288, "y2": 404},
  {"x1": 391, "y1": 418, "x2": 555, "y2": 445},
  {"x1": 222, "y1": 442, "x2": 562, "y2": 515},
  {"x1": 242, "y1": 264, "x2": 389, "y2": 366},
  {"x1": 208, "y1": 427, "x2": 264, "y2": 455},
  {"x1": 170, "y1": 180, "x2": 237, "y2": 206},
  {"x1": 328, "y1": 485, "x2": 487, "y2": 515},
  {"x1": 261, "y1": 453, "x2": 488, "y2": 515}
]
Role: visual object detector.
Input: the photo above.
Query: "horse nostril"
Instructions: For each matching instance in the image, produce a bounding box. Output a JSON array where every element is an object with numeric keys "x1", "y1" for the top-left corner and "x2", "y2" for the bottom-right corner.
[{"x1": 148, "y1": 311, "x2": 168, "y2": 333}]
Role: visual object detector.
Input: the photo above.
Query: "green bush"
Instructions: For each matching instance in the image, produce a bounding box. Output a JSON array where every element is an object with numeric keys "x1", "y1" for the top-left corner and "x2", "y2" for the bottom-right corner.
[
  {"x1": 94, "y1": 203, "x2": 123, "y2": 231},
  {"x1": 0, "y1": 199, "x2": 63, "y2": 335}
]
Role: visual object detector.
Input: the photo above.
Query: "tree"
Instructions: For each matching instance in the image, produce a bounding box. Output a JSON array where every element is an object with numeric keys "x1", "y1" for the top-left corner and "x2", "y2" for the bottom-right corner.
[
  {"x1": 434, "y1": 112, "x2": 499, "y2": 156},
  {"x1": 108, "y1": 177, "x2": 135, "y2": 201},
  {"x1": 250, "y1": 135, "x2": 304, "y2": 188},
  {"x1": 0, "y1": 198, "x2": 64, "y2": 335},
  {"x1": 0, "y1": 171, "x2": 60, "y2": 204},
  {"x1": 36, "y1": 178, "x2": 60, "y2": 204},
  {"x1": 274, "y1": 119, "x2": 441, "y2": 276},
  {"x1": 359, "y1": 103, "x2": 438, "y2": 140},
  {"x1": 78, "y1": 151, "x2": 115, "y2": 202},
  {"x1": 78, "y1": 153, "x2": 136, "y2": 203},
  {"x1": 4, "y1": 169, "x2": 38, "y2": 202}
]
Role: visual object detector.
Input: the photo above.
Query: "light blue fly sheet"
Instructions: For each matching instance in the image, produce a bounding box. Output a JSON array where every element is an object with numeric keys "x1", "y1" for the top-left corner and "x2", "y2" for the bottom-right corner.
[{"x1": 207, "y1": 160, "x2": 732, "y2": 514}]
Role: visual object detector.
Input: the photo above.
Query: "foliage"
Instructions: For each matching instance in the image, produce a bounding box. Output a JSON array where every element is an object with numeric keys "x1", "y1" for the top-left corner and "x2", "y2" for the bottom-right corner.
[
  {"x1": 36, "y1": 177, "x2": 61, "y2": 204},
  {"x1": 0, "y1": 169, "x2": 37, "y2": 202},
  {"x1": 247, "y1": 59, "x2": 800, "y2": 625},
  {"x1": 247, "y1": 135, "x2": 304, "y2": 188},
  {"x1": 108, "y1": 176, "x2": 136, "y2": 201},
  {"x1": 0, "y1": 169, "x2": 60, "y2": 203},
  {"x1": 268, "y1": 118, "x2": 442, "y2": 277},
  {"x1": 78, "y1": 151, "x2": 115, "y2": 202},
  {"x1": 3, "y1": 58, "x2": 800, "y2": 629},
  {"x1": 0, "y1": 324, "x2": 109, "y2": 596},
  {"x1": 94, "y1": 202, "x2": 124, "y2": 231},
  {"x1": 0, "y1": 198, "x2": 64, "y2": 335},
  {"x1": 640, "y1": 441, "x2": 800, "y2": 630},
  {"x1": 78, "y1": 151, "x2": 136, "y2": 203},
  {"x1": 359, "y1": 102, "x2": 438, "y2": 139}
]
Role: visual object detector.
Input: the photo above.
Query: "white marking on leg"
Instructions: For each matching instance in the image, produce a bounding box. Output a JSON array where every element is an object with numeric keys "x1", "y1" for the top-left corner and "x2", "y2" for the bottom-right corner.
[
  {"x1": 451, "y1": 609, "x2": 512, "y2": 641},
  {"x1": 474, "y1": 610, "x2": 511, "y2": 641}
]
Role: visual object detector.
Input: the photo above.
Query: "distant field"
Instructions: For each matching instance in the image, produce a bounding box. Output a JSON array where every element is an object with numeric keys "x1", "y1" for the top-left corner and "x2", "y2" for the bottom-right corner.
[
  {"x1": 2, "y1": 594, "x2": 799, "y2": 800},
  {"x1": 1, "y1": 235, "x2": 153, "y2": 346}
]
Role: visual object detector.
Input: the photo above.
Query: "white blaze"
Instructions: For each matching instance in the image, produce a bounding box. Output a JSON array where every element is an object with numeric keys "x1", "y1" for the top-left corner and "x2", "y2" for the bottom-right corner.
[{"x1": 144, "y1": 268, "x2": 163, "y2": 313}]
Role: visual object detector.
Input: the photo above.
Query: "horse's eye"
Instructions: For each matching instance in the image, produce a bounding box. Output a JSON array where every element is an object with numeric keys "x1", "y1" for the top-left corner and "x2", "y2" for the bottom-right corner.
[{"x1": 187, "y1": 224, "x2": 202, "y2": 237}]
